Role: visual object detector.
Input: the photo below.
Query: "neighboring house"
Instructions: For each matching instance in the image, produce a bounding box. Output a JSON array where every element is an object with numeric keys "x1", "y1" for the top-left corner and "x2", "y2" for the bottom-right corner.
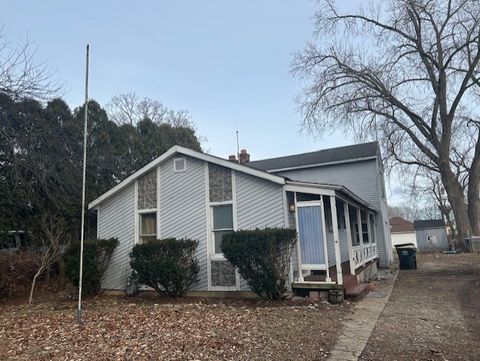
[
  {"x1": 414, "y1": 220, "x2": 448, "y2": 252},
  {"x1": 389, "y1": 216, "x2": 417, "y2": 251},
  {"x1": 89, "y1": 142, "x2": 391, "y2": 293}
]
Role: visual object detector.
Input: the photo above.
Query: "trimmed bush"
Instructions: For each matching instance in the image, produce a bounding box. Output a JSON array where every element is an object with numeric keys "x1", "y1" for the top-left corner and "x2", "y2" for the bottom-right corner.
[
  {"x1": 0, "y1": 250, "x2": 40, "y2": 298},
  {"x1": 130, "y1": 238, "x2": 199, "y2": 297},
  {"x1": 221, "y1": 228, "x2": 297, "y2": 300},
  {"x1": 65, "y1": 238, "x2": 118, "y2": 295}
]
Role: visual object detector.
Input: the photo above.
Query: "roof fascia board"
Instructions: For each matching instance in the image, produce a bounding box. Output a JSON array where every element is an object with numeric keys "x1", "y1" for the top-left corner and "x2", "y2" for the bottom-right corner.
[
  {"x1": 262, "y1": 156, "x2": 378, "y2": 173},
  {"x1": 284, "y1": 184, "x2": 336, "y2": 196},
  {"x1": 89, "y1": 145, "x2": 285, "y2": 209}
]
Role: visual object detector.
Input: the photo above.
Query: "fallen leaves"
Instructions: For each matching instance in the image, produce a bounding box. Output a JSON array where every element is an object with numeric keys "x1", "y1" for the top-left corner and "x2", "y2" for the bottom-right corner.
[{"x1": 0, "y1": 297, "x2": 349, "y2": 360}]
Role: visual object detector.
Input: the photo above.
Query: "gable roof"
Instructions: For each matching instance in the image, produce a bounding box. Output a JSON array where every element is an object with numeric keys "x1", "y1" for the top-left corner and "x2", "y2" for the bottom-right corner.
[
  {"x1": 248, "y1": 142, "x2": 380, "y2": 172},
  {"x1": 414, "y1": 219, "x2": 446, "y2": 230},
  {"x1": 88, "y1": 145, "x2": 285, "y2": 209},
  {"x1": 390, "y1": 216, "x2": 415, "y2": 233}
]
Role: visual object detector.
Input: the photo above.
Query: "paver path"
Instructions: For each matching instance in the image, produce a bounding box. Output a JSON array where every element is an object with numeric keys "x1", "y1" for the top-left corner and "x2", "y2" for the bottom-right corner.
[{"x1": 328, "y1": 273, "x2": 397, "y2": 361}]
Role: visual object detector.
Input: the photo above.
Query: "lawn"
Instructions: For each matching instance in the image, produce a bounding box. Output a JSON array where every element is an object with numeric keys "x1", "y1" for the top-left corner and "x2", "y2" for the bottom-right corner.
[{"x1": 0, "y1": 295, "x2": 351, "y2": 360}]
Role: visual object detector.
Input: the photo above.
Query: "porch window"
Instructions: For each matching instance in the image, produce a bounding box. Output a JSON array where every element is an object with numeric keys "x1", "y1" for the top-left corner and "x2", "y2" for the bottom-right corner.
[
  {"x1": 139, "y1": 212, "x2": 156, "y2": 243},
  {"x1": 212, "y1": 204, "x2": 233, "y2": 254},
  {"x1": 369, "y1": 214, "x2": 376, "y2": 243},
  {"x1": 361, "y1": 211, "x2": 369, "y2": 243},
  {"x1": 349, "y1": 207, "x2": 360, "y2": 246}
]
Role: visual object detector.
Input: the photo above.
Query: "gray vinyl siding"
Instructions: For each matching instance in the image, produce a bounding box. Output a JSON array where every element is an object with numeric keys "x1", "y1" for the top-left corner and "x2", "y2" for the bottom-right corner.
[
  {"x1": 160, "y1": 156, "x2": 208, "y2": 291},
  {"x1": 235, "y1": 172, "x2": 286, "y2": 291},
  {"x1": 275, "y1": 159, "x2": 391, "y2": 267},
  {"x1": 98, "y1": 184, "x2": 135, "y2": 290}
]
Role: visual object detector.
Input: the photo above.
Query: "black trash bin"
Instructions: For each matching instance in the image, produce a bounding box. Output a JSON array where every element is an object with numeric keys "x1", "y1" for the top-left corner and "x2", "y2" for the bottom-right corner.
[{"x1": 394, "y1": 243, "x2": 417, "y2": 270}]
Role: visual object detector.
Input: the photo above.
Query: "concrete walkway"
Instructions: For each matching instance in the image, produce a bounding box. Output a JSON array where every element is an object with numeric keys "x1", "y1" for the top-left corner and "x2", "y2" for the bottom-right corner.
[{"x1": 328, "y1": 271, "x2": 398, "y2": 361}]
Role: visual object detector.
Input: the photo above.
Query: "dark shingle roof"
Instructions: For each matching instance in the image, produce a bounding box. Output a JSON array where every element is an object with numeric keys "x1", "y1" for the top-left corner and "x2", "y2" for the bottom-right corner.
[
  {"x1": 414, "y1": 219, "x2": 445, "y2": 230},
  {"x1": 248, "y1": 142, "x2": 379, "y2": 171}
]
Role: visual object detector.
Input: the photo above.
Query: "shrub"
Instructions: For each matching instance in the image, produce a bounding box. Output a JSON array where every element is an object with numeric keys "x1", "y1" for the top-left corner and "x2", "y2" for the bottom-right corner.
[
  {"x1": 65, "y1": 238, "x2": 119, "y2": 295},
  {"x1": 130, "y1": 238, "x2": 199, "y2": 297},
  {"x1": 221, "y1": 228, "x2": 297, "y2": 300},
  {"x1": 0, "y1": 250, "x2": 40, "y2": 298}
]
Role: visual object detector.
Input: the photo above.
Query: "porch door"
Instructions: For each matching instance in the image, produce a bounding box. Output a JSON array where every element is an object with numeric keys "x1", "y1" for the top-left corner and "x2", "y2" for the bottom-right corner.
[{"x1": 297, "y1": 203, "x2": 326, "y2": 269}]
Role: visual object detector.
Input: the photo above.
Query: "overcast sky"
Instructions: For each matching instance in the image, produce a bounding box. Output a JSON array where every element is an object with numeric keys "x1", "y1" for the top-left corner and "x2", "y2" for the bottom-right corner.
[{"x1": 3, "y1": 0, "x2": 402, "y2": 202}]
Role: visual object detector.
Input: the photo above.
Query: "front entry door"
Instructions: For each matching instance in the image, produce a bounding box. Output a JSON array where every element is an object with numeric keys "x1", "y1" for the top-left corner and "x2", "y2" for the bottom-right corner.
[{"x1": 296, "y1": 202, "x2": 326, "y2": 270}]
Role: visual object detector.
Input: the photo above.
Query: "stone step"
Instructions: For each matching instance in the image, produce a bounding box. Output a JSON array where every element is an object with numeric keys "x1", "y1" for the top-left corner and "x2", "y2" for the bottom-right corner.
[{"x1": 345, "y1": 282, "x2": 370, "y2": 301}]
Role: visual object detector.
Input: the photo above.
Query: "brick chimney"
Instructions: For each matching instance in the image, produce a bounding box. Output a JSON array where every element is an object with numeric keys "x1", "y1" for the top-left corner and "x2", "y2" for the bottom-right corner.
[
  {"x1": 239, "y1": 149, "x2": 250, "y2": 164},
  {"x1": 228, "y1": 155, "x2": 238, "y2": 163}
]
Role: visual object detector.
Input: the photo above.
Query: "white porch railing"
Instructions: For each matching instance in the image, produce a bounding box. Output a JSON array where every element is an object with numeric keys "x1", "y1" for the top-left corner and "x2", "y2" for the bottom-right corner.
[{"x1": 352, "y1": 243, "x2": 378, "y2": 270}]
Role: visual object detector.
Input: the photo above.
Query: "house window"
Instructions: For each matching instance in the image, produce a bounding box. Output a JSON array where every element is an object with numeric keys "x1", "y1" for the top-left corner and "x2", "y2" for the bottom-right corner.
[
  {"x1": 212, "y1": 204, "x2": 233, "y2": 254},
  {"x1": 349, "y1": 207, "x2": 360, "y2": 246},
  {"x1": 139, "y1": 212, "x2": 157, "y2": 243},
  {"x1": 369, "y1": 214, "x2": 376, "y2": 243},
  {"x1": 174, "y1": 157, "x2": 186, "y2": 173},
  {"x1": 361, "y1": 210, "x2": 369, "y2": 243}
]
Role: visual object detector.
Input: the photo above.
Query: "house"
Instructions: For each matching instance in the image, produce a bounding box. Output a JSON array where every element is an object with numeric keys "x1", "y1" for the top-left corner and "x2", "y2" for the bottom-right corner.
[
  {"x1": 88, "y1": 142, "x2": 391, "y2": 294},
  {"x1": 389, "y1": 216, "x2": 417, "y2": 251},
  {"x1": 414, "y1": 220, "x2": 448, "y2": 252}
]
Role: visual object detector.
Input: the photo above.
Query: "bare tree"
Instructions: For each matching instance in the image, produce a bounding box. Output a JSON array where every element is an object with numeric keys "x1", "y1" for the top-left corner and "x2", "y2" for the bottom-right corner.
[
  {"x1": 106, "y1": 92, "x2": 195, "y2": 128},
  {"x1": 0, "y1": 28, "x2": 60, "y2": 99},
  {"x1": 293, "y1": 0, "x2": 480, "y2": 239},
  {"x1": 29, "y1": 215, "x2": 69, "y2": 304}
]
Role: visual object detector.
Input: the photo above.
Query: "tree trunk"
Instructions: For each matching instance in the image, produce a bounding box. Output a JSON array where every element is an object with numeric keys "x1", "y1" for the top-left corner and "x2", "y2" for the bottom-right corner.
[
  {"x1": 440, "y1": 165, "x2": 472, "y2": 240},
  {"x1": 29, "y1": 268, "x2": 43, "y2": 304},
  {"x1": 467, "y1": 140, "x2": 480, "y2": 236}
]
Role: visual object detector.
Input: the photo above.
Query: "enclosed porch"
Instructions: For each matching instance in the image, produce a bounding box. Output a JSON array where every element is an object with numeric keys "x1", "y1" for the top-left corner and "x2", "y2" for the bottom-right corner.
[{"x1": 284, "y1": 181, "x2": 379, "y2": 292}]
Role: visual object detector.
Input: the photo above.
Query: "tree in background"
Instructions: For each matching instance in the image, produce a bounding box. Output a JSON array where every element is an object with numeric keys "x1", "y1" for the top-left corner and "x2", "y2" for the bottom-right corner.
[
  {"x1": 0, "y1": 94, "x2": 203, "y2": 249},
  {"x1": 0, "y1": 29, "x2": 60, "y2": 99},
  {"x1": 293, "y1": 0, "x2": 480, "y2": 239},
  {"x1": 106, "y1": 92, "x2": 196, "y2": 129}
]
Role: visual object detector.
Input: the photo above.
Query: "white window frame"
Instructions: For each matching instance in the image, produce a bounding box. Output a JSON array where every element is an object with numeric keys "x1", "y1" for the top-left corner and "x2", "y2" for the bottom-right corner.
[
  {"x1": 173, "y1": 157, "x2": 186, "y2": 173},
  {"x1": 210, "y1": 201, "x2": 234, "y2": 260},
  {"x1": 138, "y1": 210, "x2": 157, "y2": 244}
]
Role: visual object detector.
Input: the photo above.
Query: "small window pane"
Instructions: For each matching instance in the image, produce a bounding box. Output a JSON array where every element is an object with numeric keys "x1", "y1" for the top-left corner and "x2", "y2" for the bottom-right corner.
[
  {"x1": 214, "y1": 230, "x2": 232, "y2": 254},
  {"x1": 141, "y1": 213, "x2": 156, "y2": 236},
  {"x1": 213, "y1": 205, "x2": 233, "y2": 230}
]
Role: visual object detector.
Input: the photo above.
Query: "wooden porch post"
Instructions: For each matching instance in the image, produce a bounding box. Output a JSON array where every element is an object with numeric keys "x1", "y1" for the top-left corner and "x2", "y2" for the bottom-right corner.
[
  {"x1": 330, "y1": 196, "x2": 343, "y2": 285},
  {"x1": 344, "y1": 203, "x2": 355, "y2": 275},
  {"x1": 293, "y1": 193, "x2": 304, "y2": 282}
]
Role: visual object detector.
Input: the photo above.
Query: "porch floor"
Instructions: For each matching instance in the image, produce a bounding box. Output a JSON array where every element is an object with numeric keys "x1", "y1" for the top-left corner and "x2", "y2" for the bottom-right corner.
[{"x1": 292, "y1": 259, "x2": 378, "y2": 298}]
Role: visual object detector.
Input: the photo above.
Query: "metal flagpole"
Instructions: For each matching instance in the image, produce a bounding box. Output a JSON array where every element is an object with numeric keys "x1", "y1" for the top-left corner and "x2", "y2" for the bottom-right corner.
[{"x1": 77, "y1": 44, "x2": 89, "y2": 324}]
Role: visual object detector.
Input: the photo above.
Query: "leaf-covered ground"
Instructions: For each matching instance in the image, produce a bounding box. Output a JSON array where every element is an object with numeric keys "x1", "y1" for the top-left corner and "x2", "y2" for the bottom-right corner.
[{"x1": 0, "y1": 296, "x2": 351, "y2": 360}]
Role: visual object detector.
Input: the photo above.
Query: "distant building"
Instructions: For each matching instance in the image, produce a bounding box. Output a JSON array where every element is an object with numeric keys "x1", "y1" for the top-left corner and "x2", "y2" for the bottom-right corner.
[
  {"x1": 389, "y1": 217, "x2": 417, "y2": 252},
  {"x1": 414, "y1": 220, "x2": 448, "y2": 252}
]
